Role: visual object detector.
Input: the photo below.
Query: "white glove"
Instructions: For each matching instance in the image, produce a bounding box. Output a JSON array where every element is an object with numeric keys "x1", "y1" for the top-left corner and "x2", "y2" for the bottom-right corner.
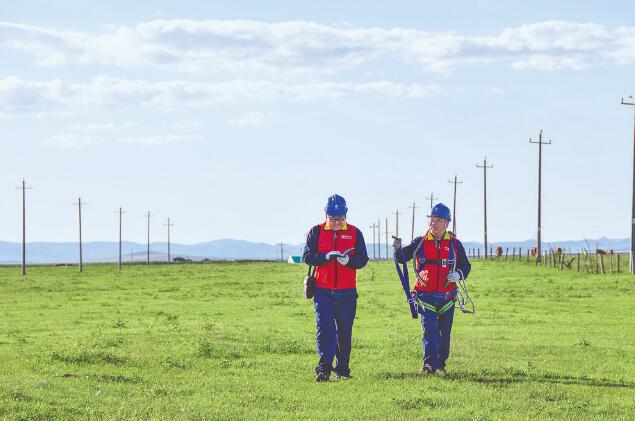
[
  {"x1": 336, "y1": 255, "x2": 350, "y2": 266},
  {"x1": 392, "y1": 236, "x2": 402, "y2": 250},
  {"x1": 446, "y1": 272, "x2": 460, "y2": 283},
  {"x1": 325, "y1": 251, "x2": 340, "y2": 261}
]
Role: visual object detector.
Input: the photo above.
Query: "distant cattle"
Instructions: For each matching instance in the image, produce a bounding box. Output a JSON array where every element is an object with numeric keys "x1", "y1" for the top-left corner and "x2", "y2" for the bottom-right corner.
[
  {"x1": 596, "y1": 249, "x2": 614, "y2": 256},
  {"x1": 530, "y1": 247, "x2": 538, "y2": 257},
  {"x1": 555, "y1": 247, "x2": 563, "y2": 255},
  {"x1": 495, "y1": 247, "x2": 503, "y2": 257}
]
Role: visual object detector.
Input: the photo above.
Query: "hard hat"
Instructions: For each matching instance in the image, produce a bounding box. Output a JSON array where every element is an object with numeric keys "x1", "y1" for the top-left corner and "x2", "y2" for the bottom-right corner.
[
  {"x1": 427, "y1": 203, "x2": 451, "y2": 221},
  {"x1": 324, "y1": 194, "x2": 348, "y2": 217}
]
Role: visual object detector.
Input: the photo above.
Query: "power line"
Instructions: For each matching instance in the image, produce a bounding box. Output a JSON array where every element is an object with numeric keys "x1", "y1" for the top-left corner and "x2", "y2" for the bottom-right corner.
[
  {"x1": 476, "y1": 158, "x2": 493, "y2": 259},
  {"x1": 369, "y1": 223, "x2": 377, "y2": 260},
  {"x1": 448, "y1": 175, "x2": 463, "y2": 235},
  {"x1": 425, "y1": 192, "x2": 437, "y2": 210},
  {"x1": 15, "y1": 179, "x2": 31, "y2": 276},
  {"x1": 74, "y1": 197, "x2": 86, "y2": 273},
  {"x1": 409, "y1": 202, "x2": 419, "y2": 241},
  {"x1": 393, "y1": 209, "x2": 401, "y2": 239},
  {"x1": 621, "y1": 95, "x2": 635, "y2": 274},
  {"x1": 145, "y1": 212, "x2": 153, "y2": 265},
  {"x1": 530, "y1": 130, "x2": 552, "y2": 265},
  {"x1": 164, "y1": 218, "x2": 174, "y2": 264},
  {"x1": 116, "y1": 208, "x2": 125, "y2": 270}
]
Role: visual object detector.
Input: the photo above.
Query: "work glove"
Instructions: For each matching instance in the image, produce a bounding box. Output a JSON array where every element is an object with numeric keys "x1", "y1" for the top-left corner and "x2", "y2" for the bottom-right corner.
[
  {"x1": 446, "y1": 271, "x2": 461, "y2": 283},
  {"x1": 325, "y1": 251, "x2": 340, "y2": 261},
  {"x1": 392, "y1": 236, "x2": 402, "y2": 251},
  {"x1": 336, "y1": 255, "x2": 350, "y2": 266}
]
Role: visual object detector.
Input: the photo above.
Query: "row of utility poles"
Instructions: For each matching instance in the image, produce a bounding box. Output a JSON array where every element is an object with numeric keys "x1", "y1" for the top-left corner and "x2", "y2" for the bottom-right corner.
[{"x1": 15, "y1": 186, "x2": 175, "y2": 275}]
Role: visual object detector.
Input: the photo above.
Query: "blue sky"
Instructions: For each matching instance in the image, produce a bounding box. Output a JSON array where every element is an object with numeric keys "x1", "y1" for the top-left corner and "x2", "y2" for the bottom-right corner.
[{"x1": 1, "y1": 1, "x2": 635, "y2": 245}]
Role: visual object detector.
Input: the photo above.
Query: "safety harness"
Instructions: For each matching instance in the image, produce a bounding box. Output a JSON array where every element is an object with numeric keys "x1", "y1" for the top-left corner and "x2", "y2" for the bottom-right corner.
[{"x1": 394, "y1": 232, "x2": 475, "y2": 316}]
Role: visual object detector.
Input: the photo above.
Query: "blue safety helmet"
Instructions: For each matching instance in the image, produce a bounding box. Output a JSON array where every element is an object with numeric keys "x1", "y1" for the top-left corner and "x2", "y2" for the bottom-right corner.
[
  {"x1": 324, "y1": 194, "x2": 348, "y2": 217},
  {"x1": 427, "y1": 203, "x2": 451, "y2": 221}
]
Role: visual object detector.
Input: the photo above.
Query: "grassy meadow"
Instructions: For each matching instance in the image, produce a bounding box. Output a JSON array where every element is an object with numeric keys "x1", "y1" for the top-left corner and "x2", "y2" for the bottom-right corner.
[{"x1": 0, "y1": 260, "x2": 634, "y2": 420}]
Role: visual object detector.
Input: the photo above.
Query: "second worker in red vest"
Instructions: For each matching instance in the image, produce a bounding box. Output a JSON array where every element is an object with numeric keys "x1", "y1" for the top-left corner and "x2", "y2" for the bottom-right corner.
[{"x1": 393, "y1": 203, "x2": 471, "y2": 375}]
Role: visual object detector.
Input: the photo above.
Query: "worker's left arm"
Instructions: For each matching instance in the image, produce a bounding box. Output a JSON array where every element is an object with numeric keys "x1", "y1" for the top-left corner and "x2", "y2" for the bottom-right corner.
[
  {"x1": 346, "y1": 228, "x2": 369, "y2": 269},
  {"x1": 455, "y1": 239, "x2": 471, "y2": 280}
]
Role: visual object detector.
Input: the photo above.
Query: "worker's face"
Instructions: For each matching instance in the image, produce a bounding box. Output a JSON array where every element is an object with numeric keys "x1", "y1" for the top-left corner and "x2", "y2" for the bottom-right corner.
[
  {"x1": 428, "y1": 216, "x2": 449, "y2": 237},
  {"x1": 326, "y1": 215, "x2": 346, "y2": 231}
]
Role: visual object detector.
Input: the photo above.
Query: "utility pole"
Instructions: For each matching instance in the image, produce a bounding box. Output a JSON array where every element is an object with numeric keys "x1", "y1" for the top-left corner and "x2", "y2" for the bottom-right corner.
[
  {"x1": 426, "y1": 192, "x2": 437, "y2": 210},
  {"x1": 385, "y1": 217, "x2": 391, "y2": 260},
  {"x1": 164, "y1": 218, "x2": 173, "y2": 264},
  {"x1": 145, "y1": 212, "x2": 153, "y2": 265},
  {"x1": 279, "y1": 242, "x2": 284, "y2": 262},
  {"x1": 377, "y1": 218, "x2": 381, "y2": 260},
  {"x1": 621, "y1": 96, "x2": 635, "y2": 274},
  {"x1": 476, "y1": 158, "x2": 493, "y2": 259},
  {"x1": 530, "y1": 130, "x2": 551, "y2": 265},
  {"x1": 117, "y1": 208, "x2": 125, "y2": 270},
  {"x1": 393, "y1": 209, "x2": 401, "y2": 238},
  {"x1": 369, "y1": 223, "x2": 377, "y2": 259},
  {"x1": 409, "y1": 202, "x2": 419, "y2": 241},
  {"x1": 448, "y1": 175, "x2": 463, "y2": 235},
  {"x1": 74, "y1": 198, "x2": 85, "y2": 273},
  {"x1": 16, "y1": 179, "x2": 31, "y2": 276}
]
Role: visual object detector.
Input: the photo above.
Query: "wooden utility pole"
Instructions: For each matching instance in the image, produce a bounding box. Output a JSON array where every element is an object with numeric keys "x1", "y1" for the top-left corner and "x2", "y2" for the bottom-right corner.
[
  {"x1": 16, "y1": 179, "x2": 31, "y2": 276},
  {"x1": 621, "y1": 96, "x2": 635, "y2": 274},
  {"x1": 164, "y1": 218, "x2": 173, "y2": 264},
  {"x1": 369, "y1": 223, "x2": 377, "y2": 259},
  {"x1": 530, "y1": 130, "x2": 551, "y2": 265},
  {"x1": 448, "y1": 175, "x2": 463, "y2": 235},
  {"x1": 377, "y1": 218, "x2": 381, "y2": 260},
  {"x1": 393, "y1": 209, "x2": 401, "y2": 238},
  {"x1": 426, "y1": 192, "x2": 437, "y2": 210},
  {"x1": 145, "y1": 212, "x2": 153, "y2": 265},
  {"x1": 117, "y1": 208, "x2": 125, "y2": 270},
  {"x1": 409, "y1": 202, "x2": 419, "y2": 241},
  {"x1": 278, "y1": 242, "x2": 284, "y2": 262},
  {"x1": 74, "y1": 197, "x2": 85, "y2": 273},
  {"x1": 476, "y1": 158, "x2": 493, "y2": 259},
  {"x1": 385, "y1": 217, "x2": 390, "y2": 260}
]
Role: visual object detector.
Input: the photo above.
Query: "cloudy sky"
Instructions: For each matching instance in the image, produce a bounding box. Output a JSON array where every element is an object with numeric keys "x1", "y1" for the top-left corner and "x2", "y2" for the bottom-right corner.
[{"x1": 2, "y1": 0, "x2": 635, "y2": 246}]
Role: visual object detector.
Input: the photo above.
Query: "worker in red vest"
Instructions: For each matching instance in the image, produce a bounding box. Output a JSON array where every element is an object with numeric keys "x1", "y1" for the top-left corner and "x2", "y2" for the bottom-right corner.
[
  {"x1": 393, "y1": 203, "x2": 471, "y2": 375},
  {"x1": 303, "y1": 194, "x2": 369, "y2": 382}
]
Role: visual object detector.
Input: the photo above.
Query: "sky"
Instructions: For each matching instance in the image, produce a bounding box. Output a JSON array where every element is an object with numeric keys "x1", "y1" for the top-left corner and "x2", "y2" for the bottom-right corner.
[{"x1": 2, "y1": 1, "x2": 635, "y2": 246}]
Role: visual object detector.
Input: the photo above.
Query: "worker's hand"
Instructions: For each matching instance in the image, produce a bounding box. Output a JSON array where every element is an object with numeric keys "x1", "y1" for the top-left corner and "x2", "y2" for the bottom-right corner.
[
  {"x1": 392, "y1": 236, "x2": 402, "y2": 250},
  {"x1": 446, "y1": 272, "x2": 461, "y2": 283},
  {"x1": 325, "y1": 251, "x2": 341, "y2": 261},
  {"x1": 336, "y1": 255, "x2": 350, "y2": 266}
]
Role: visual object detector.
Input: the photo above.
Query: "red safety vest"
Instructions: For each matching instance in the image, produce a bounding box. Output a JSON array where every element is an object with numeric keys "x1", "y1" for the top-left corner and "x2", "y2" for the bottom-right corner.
[
  {"x1": 314, "y1": 222, "x2": 358, "y2": 290},
  {"x1": 413, "y1": 231, "x2": 457, "y2": 293}
]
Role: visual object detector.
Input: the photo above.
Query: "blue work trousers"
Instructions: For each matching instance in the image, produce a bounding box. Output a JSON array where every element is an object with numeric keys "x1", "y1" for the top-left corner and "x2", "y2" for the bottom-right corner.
[
  {"x1": 313, "y1": 287, "x2": 357, "y2": 376},
  {"x1": 417, "y1": 292, "x2": 455, "y2": 371}
]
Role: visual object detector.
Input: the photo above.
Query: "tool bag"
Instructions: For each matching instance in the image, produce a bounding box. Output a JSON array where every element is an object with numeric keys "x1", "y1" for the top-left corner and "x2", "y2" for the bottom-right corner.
[{"x1": 304, "y1": 265, "x2": 317, "y2": 299}]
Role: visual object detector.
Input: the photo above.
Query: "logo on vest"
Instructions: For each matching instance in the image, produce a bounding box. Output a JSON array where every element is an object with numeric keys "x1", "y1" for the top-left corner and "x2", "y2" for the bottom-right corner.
[
  {"x1": 341, "y1": 235, "x2": 353, "y2": 239},
  {"x1": 444, "y1": 247, "x2": 449, "y2": 251}
]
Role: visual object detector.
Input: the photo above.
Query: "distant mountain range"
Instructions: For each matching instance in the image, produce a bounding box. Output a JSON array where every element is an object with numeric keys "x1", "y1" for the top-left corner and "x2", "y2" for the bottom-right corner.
[{"x1": 0, "y1": 237, "x2": 629, "y2": 264}]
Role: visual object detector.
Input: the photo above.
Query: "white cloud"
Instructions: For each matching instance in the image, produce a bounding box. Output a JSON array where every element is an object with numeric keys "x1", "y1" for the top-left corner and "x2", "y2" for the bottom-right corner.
[
  {"x1": 2, "y1": 20, "x2": 634, "y2": 75},
  {"x1": 227, "y1": 112, "x2": 268, "y2": 129},
  {"x1": 46, "y1": 134, "x2": 98, "y2": 148},
  {"x1": 0, "y1": 76, "x2": 444, "y2": 116},
  {"x1": 68, "y1": 121, "x2": 139, "y2": 132},
  {"x1": 120, "y1": 134, "x2": 199, "y2": 145}
]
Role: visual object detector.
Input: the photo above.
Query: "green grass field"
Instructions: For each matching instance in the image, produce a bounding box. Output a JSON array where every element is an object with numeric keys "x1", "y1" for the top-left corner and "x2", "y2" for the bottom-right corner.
[{"x1": 1, "y1": 261, "x2": 634, "y2": 420}]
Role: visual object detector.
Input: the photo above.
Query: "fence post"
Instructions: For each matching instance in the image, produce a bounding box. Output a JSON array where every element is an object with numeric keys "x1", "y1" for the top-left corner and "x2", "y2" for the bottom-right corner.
[
  {"x1": 559, "y1": 252, "x2": 564, "y2": 270},
  {"x1": 477, "y1": 249, "x2": 480, "y2": 260},
  {"x1": 526, "y1": 249, "x2": 529, "y2": 263},
  {"x1": 505, "y1": 248, "x2": 508, "y2": 262},
  {"x1": 617, "y1": 254, "x2": 621, "y2": 273},
  {"x1": 599, "y1": 254, "x2": 605, "y2": 274},
  {"x1": 577, "y1": 253, "x2": 580, "y2": 272},
  {"x1": 609, "y1": 252, "x2": 613, "y2": 274}
]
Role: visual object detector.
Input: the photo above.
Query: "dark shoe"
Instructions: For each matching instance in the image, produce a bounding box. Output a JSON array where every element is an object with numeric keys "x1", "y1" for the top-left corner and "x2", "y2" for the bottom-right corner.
[
  {"x1": 315, "y1": 370, "x2": 330, "y2": 382},
  {"x1": 335, "y1": 372, "x2": 352, "y2": 380},
  {"x1": 420, "y1": 364, "x2": 434, "y2": 375}
]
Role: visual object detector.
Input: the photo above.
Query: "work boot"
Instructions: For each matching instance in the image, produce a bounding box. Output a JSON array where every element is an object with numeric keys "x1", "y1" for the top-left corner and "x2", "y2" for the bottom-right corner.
[
  {"x1": 420, "y1": 364, "x2": 434, "y2": 375},
  {"x1": 315, "y1": 368, "x2": 330, "y2": 382},
  {"x1": 436, "y1": 368, "x2": 447, "y2": 377}
]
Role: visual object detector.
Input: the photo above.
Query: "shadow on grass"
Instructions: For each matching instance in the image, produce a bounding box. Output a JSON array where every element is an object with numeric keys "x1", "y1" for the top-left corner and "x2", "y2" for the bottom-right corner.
[{"x1": 375, "y1": 369, "x2": 635, "y2": 389}]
